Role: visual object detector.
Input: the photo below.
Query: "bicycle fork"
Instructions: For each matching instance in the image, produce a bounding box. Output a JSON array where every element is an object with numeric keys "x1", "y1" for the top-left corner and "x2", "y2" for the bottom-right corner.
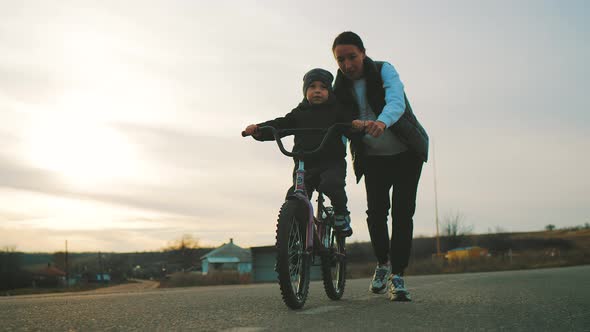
[{"x1": 289, "y1": 160, "x2": 315, "y2": 254}]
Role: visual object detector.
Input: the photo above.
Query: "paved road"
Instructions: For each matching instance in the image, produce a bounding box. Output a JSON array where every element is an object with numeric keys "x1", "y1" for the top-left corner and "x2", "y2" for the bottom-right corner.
[
  {"x1": 80, "y1": 279, "x2": 160, "y2": 295},
  {"x1": 2, "y1": 265, "x2": 589, "y2": 331}
]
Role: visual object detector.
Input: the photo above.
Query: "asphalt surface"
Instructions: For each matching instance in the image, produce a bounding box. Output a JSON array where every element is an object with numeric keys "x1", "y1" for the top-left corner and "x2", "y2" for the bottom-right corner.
[{"x1": 2, "y1": 265, "x2": 589, "y2": 331}]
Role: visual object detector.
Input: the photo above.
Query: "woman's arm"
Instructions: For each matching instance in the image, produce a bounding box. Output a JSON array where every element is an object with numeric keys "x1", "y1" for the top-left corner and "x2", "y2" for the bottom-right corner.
[{"x1": 377, "y1": 62, "x2": 406, "y2": 127}]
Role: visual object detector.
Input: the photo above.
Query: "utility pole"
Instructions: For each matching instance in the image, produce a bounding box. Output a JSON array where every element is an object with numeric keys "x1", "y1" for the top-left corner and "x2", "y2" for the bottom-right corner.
[
  {"x1": 433, "y1": 140, "x2": 442, "y2": 256},
  {"x1": 98, "y1": 251, "x2": 103, "y2": 284},
  {"x1": 65, "y1": 240, "x2": 69, "y2": 287}
]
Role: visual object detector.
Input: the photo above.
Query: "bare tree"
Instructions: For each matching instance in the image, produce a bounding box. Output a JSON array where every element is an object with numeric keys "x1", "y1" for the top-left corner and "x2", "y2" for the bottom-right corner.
[
  {"x1": 488, "y1": 226, "x2": 507, "y2": 234},
  {"x1": 165, "y1": 234, "x2": 200, "y2": 251},
  {"x1": 1, "y1": 246, "x2": 29, "y2": 291},
  {"x1": 52, "y1": 252, "x2": 66, "y2": 270},
  {"x1": 164, "y1": 234, "x2": 201, "y2": 271},
  {"x1": 441, "y1": 210, "x2": 473, "y2": 250}
]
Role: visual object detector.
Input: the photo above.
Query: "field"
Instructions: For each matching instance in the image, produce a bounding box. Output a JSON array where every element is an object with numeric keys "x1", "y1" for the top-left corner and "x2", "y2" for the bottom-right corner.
[
  {"x1": 160, "y1": 229, "x2": 590, "y2": 287},
  {"x1": 3, "y1": 229, "x2": 589, "y2": 291},
  {"x1": 348, "y1": 229, "x2": 590, "y2": 278}
]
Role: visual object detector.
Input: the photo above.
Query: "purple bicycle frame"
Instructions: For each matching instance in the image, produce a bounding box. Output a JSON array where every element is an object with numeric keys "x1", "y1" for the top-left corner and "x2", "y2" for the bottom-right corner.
[{"x1": 288, "y1": 159, "x2": 316, "y2": 253}]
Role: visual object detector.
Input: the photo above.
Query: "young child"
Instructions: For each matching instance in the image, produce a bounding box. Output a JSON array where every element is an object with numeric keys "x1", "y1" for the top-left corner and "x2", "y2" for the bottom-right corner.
[{"x1": 243, "y1": 68, "x2": 353, "y2": 236}]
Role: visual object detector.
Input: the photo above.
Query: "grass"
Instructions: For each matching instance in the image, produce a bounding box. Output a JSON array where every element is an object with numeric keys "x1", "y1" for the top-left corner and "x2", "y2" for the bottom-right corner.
[
  {"x1": 347, "y1": 248, "x2": 590, "y2": 278},
  {"x1": 8, "y1": 230, "x2": 586, "y2": 291},
  {"x1": 159, "y1": 248, "x2": 590, "y2": 288},
  {"x1": 160, "y1": 230, "x2": 590, "y2": 287}
]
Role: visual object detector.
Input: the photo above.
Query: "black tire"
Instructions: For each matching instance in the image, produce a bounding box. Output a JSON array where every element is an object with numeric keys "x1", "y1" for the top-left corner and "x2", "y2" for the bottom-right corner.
[
  {"x1": 275, "y1": 200, "x2": 311, "y2": 309},
  {"x1": 320, "y1": 225, "x2": 346, "y2": 300}
]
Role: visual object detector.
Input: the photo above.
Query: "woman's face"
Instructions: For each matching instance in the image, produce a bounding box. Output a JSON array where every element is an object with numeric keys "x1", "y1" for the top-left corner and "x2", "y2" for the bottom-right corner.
[{"x1": 333, "y1": 44, "x2": 366, "y2": 80}]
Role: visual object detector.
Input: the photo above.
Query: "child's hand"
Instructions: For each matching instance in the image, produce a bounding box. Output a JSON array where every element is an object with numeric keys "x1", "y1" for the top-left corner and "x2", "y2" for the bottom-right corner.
[{"x1": 243, "y1": 124, "x2": 259, "y2": 137}]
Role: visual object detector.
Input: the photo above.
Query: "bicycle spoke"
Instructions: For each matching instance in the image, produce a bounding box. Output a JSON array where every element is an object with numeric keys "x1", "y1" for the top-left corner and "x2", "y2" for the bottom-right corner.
[
  {"x1": 320, "y1": 211, "x2": 346, "y2": 300},
  {"x1": 276, "y1": 200, "x2": 311, "y2": 309},
  {"x1": 287, "y1": 216, "x2": 304, "y2": 293},
  {"x1": 330, "y1": 231, "x2": 341, "y2": 285}
]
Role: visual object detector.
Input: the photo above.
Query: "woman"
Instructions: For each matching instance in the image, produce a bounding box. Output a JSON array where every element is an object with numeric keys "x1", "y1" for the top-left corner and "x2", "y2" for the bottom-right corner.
[{"x1": 332, "y1": 31, "x2": 428, "y2": 301}]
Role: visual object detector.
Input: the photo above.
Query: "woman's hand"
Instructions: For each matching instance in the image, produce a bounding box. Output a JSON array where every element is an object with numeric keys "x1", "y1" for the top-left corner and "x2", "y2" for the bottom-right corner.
[
  {"x1": 365, "y1": 120, "x2": 386, "y2": 137},
  {"x1": 353, "y1": 120, "x2": 387, "y2": 137},
  {"x1": 352, "y1": 120, "x2": 365, "y2": 131}
]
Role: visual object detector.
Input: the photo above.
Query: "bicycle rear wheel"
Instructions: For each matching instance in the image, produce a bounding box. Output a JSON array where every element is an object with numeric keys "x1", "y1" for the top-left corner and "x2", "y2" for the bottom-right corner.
[
  {"x1": 275, "y1": 200, "x2": 310, "y2": 309},
  {"x1": 320, "y1": 224, "x2": 346, "y2": 300}
]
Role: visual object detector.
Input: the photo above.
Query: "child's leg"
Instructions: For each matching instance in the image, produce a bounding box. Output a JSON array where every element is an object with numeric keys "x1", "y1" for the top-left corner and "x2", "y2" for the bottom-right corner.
[
  {"x1": 317, "y1": 159, "x2": 348, "y2": 216},
  {"x1": 285, "y1": 162, "x2": 321, "y2": 200},
  {"x1": 319, "y1": 160, "x2": 352, "y2": 236}
]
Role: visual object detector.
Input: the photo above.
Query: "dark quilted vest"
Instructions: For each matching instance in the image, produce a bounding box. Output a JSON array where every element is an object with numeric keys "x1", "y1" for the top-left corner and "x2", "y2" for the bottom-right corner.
[{"x1": 334, "y1": 57, "x2": 429, "y2": 182}]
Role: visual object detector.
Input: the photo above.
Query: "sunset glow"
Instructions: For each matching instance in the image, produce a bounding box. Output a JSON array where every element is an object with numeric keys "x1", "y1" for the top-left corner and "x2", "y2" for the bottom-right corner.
[
  {"x1": 0, "y1": 1, "x2": 588, "y2": 252},
  {"x1": 25, "y1": 112, "x2": 138, "y2": 188}
]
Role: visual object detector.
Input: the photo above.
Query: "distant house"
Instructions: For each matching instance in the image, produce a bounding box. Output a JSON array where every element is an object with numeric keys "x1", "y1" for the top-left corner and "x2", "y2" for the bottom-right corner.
[
  {"x1": 32, "y1": 263, "x2": 66, "y2": 287},
  {"x1": 93, "y1": 273, "x2": 111, "y2": 283},
  {"x1": 200, "y1": 239, "x2": 252, "y2": 275},
  {"x1": 81, "y1": 271, "x2": 112, "y2": 283},
  {"x1": 250, "y1": 246, "x2": 277, "y2": 282},
  {"x1": 446, "y1": 246, "x2": 489, "y2": 261}
]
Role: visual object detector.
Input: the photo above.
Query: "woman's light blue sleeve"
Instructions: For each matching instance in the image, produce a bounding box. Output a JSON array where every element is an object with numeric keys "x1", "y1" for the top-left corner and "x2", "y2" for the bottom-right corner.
[{"x1": 377, "y1": 62, "x2": 405, "y2": 127}]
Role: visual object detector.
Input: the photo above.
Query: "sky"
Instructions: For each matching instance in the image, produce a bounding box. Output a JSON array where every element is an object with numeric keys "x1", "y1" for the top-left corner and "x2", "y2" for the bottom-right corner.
[{"x1": 0, "y1": 0, "x2": 588, "y2": 252}]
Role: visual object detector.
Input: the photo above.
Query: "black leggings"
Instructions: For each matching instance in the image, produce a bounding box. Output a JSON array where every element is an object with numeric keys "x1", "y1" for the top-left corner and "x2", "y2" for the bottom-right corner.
[{"x1": 364, "y1": 152, "x2": 423, "y2": 274}]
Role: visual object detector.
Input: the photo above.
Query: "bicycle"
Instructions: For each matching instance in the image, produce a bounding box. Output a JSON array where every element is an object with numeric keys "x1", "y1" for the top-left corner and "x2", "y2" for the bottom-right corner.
[{"x1": 242, "y1": 123, "x2": 350, "y2": 309}]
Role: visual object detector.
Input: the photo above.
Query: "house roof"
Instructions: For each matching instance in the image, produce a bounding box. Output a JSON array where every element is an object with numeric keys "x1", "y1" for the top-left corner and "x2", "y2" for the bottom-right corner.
[
  {"x1": 201, "y1": 238, "x2": 252, "y2": 263},
  {"x1": 36, "y1": 264, "x2": 66, "y2": 277},
  {"x1": 206, "y1": 257, "x2": 240, "y2": 263}
]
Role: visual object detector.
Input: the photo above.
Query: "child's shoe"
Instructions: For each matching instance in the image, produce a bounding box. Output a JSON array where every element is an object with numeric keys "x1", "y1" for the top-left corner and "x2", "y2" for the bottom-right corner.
[{"x1": 334, "y1": 214, "x2": 353, "y2": 237}]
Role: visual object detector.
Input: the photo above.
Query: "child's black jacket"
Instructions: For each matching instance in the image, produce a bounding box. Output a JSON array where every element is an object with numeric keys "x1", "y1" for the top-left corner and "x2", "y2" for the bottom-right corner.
[{"x1": 255, "y1": 100, "x2": 353, "y2": 165}]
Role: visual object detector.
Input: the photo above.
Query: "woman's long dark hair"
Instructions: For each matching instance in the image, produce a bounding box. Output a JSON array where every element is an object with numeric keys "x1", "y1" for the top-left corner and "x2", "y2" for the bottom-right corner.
[{"x1": 332, "y1": 31, "x2": 365, "y2": 52}]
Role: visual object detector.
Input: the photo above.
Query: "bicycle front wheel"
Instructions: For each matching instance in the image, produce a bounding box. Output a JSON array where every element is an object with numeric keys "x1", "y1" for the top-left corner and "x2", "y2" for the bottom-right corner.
[
  {"x1": 320, "y1": 225, "x2": 346, "y2": 300},
  {"x1": 275, "y1": 200, "x2": 310, "y2": 309}
]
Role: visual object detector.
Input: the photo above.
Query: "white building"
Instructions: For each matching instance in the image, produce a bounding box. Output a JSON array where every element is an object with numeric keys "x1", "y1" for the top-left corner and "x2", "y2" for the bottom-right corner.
[{"x1": 200, "y1": 238, "x2": 252, "y2": 275}]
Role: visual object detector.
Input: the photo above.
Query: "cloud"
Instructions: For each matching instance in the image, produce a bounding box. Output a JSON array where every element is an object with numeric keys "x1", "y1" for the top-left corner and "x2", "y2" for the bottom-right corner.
[
  {"x1": 0, "y1": 226, "x2": 170, "y2": 252},
  {"x1": 1, "y1": 0, "x2": 589, "y2": 252},
  {"x1": 0, "y1": 210, "x2": 38, "y2": 223},
  {"x1": 0, "y1": 157, "x2": 65, "y2": 194},
  {"x1": 0, "y1": 155, "x2": 227, "y2": 219},
  {"x1": 0, "y1": 122, "x2": 293, "y2": 230},
  {"x1": 0, "y1": 65, "x2": 63, "y2": 105}
]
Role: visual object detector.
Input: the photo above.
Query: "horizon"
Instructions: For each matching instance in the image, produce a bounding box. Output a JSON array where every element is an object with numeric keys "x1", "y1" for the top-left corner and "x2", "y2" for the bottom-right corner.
[
  {"x1": 10, "y1": 226, "x2": 589, "y2": 255},
  {"x1": 1, "y1": 0, "x2": 589, "y2": 252}
]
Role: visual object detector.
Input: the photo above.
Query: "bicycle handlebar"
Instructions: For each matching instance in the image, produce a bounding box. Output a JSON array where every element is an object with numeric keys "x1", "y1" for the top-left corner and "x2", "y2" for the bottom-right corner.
[{"x1": 242, "y1": 123, "x2": 351, "y2": 158}]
